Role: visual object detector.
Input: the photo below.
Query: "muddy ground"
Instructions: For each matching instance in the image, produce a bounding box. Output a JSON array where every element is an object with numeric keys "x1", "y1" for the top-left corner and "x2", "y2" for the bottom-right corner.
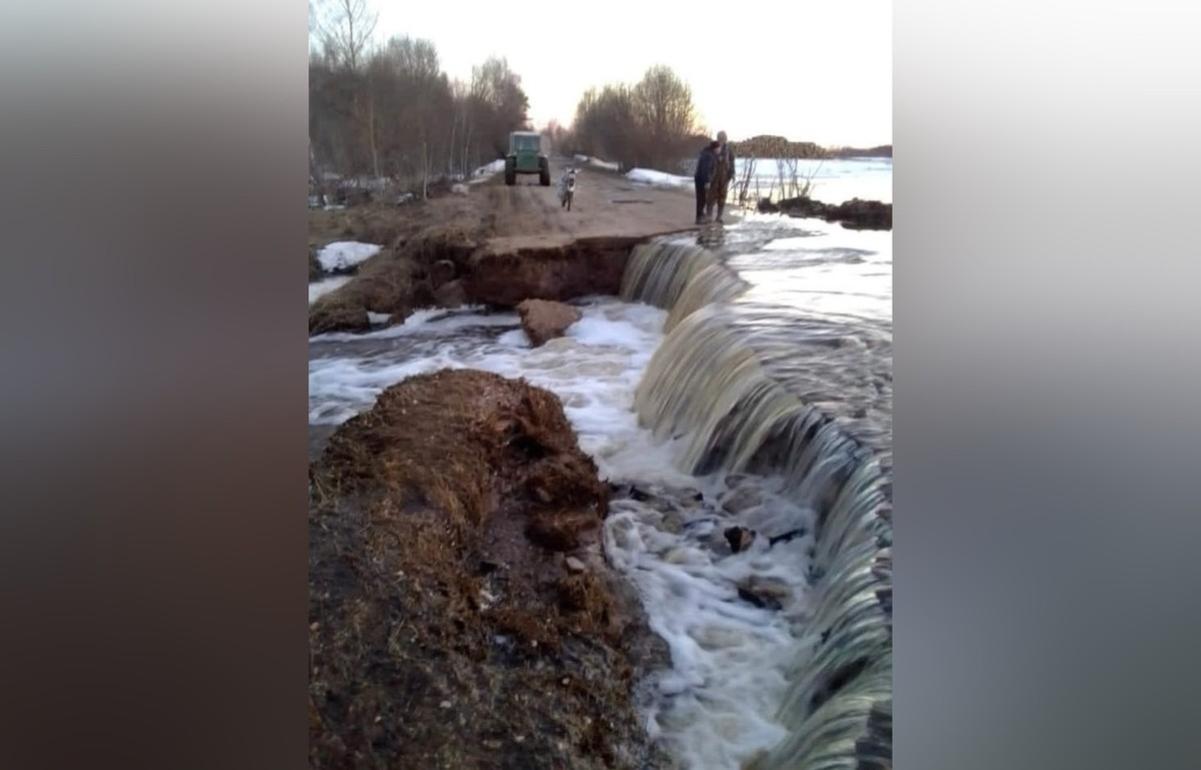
[
  {"x1": 309, "y1": 370, "x2": 669, "y2": 770},
  {"x1": 308, "y1": 158, "x2": 704, "y2": 335}
]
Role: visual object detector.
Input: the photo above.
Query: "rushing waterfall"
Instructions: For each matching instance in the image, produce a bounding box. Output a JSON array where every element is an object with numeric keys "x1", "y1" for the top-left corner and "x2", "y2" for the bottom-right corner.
[
  {"x1": 620, "y1": 239, "x2": 893, "y2": 769},
  {"x1": 621, "y1": 242, "x2": 717, "y2": 309},
  {"x1": 621, "y1": 242, "x2": 749, "y2": 332},
  {"x1": 665, "y1": 264, "x2": 750, "y2": 331}
]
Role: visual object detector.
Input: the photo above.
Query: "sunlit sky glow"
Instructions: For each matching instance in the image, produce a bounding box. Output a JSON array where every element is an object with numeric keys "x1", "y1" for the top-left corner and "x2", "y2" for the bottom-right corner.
[{"x1": 371, "y1": 0, "x2": 891, "y2": 147}]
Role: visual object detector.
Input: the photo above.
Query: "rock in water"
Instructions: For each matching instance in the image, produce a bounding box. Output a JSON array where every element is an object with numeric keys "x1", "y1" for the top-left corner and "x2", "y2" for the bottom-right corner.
[
  {"x1": 720, "y1": 486, "x2": 762, "y2": 514},
  {"x1": 724, "y1": 526, "x2": 756, "y2": 553},
  {"x1": 517, "y1": 299, "x2": 582, "y2": 347},
  {"x1": 736, "y1": 576, "x2": 793, "y2": 611}
]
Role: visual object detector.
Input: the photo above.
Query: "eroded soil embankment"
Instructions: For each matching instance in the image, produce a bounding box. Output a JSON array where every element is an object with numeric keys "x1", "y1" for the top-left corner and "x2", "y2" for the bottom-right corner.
[
  {"x1": 306, "y1": 165, "x2": 701, "y2": 337},
  {"x1": 308, "y1": 225, "x2": 479, "y2": 334},
  {"x1": 309, "y1": 225, "x2": 643, "y2": 335},
  {"x1": 309, "y1": 369, "x2": 667, "y2": 769}
]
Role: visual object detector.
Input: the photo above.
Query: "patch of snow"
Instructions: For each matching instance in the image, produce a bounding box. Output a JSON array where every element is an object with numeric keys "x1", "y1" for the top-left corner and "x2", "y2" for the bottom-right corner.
[
  {"x1": 367, "y1": 312, "x2": 392, "y2": 325},
  {"x1": 308, "y1": 276, "x2": 352, "y2": 305},
  {"x1": 316, "y1": 241, "x2": 382, "y2": 272},
  {"x1": 451, "y1": 183, "x2": 469, "y2": 195},
  {"x1": 575, "y1": 154, "x2": 620, "y2": 172},
  {"x1": 469, "y1": 159, "x2": 506, "y2": 185},
  {"x1": 627, "y1": 168, "x2": 692, "y2": 189},
  {"x1": 475, "y1": 159, "x2": 506, "y2": 175}
]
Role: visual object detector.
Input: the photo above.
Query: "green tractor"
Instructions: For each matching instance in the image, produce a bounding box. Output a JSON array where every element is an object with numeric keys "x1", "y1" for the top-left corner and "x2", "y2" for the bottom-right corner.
[{"x1": 504, "y1": 131, "x2": 550, "y2": 186}]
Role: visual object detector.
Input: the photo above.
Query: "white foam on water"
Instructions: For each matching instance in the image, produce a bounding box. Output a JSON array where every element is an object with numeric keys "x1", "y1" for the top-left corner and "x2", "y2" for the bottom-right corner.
[
  {"x1": 309, "y1": 298, "x2": 822, "y2": 769},
  {"x1": 604, "y1": 480, "x2": 819, "y2": 769},
  {"x1": 496, "y1": 328, "x2": 528, "y2": 347},
  {"x1": 308, "y1": 352, "x2": 458, "y2": 424},
  {"x1": 310, "y1": 306, "x2": 517, "y2": 343}
]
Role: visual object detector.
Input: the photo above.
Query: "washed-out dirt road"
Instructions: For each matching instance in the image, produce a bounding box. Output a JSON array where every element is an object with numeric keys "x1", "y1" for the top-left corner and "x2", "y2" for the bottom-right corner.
[
  {"x1": 474, "y1": 156, "x2": 715, "y2": 249},
  {"x1": 307, "y1": 157, "x2": 732, "y2": 334}
]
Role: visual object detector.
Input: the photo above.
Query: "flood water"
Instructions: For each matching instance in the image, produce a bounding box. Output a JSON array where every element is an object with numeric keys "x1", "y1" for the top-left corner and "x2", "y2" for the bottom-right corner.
[
  {"x1": 734, "y1": 157, "x2": 893, "y2": 205},
  {"x1": 308, "y1": 169, "x2": 891, "y2": 769}
]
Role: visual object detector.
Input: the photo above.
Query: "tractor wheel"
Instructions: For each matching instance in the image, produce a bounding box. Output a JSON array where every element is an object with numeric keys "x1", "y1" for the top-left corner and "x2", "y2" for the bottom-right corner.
[
  {"x1": 505, "y1": 159, "x2": 516, "y2": 186},
  {"x1": 539, "y1": 158, "x2": 551, "y2": 187}
]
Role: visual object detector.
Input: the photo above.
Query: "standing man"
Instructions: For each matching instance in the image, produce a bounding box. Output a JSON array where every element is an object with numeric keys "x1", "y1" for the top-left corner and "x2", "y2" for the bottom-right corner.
[
  {"x1": 706, "y1": 130, "x2": 737, "y2": 223},
  {"x1": 694, "y1": 140, "x2": 719, "y2": 225}
]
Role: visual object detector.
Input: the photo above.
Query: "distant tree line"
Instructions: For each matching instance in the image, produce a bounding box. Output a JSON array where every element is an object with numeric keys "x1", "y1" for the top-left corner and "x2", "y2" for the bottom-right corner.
[
  {"x1": 729, "y1": 135, "x2": 826, "y2": 159},
  {"x1": 730, "y1": 136, "x2": 893, "y2": 160},
  {"x1": 829, "y1": 145, "x2": 893, "y2": 159},
  {"x1": 308, "y1": 0, "x2": 530, "y2": 201},
  {"x1": 565, "y1": 66, "x2": 707, "y2": 172}
]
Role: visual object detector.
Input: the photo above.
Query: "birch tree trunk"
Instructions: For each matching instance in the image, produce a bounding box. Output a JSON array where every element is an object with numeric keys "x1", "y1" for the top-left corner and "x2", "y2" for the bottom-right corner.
[
  {"x1": 367, "y1": 89, "x2": 380, "y2": 180},
  {"x1": 309, "y1": 139, "x2": 326, "y2": 207}
]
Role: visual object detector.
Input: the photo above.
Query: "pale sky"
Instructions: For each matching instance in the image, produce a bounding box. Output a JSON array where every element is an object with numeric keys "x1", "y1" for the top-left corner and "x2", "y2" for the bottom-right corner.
[{"x1": 373, "y1": 0, "x2": 891, "y2": 147}]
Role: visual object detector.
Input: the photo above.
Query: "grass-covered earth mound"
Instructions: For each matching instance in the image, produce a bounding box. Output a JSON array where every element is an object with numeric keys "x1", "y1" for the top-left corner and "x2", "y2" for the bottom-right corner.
[{"x1": 309, "y1": 369, "x2": 666, "y2": 769}]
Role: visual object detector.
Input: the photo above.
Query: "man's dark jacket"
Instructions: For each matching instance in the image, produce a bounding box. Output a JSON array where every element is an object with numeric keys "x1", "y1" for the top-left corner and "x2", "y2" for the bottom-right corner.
[{"x1": 695, "y1": 147, "x2": 717, "y2": 183}]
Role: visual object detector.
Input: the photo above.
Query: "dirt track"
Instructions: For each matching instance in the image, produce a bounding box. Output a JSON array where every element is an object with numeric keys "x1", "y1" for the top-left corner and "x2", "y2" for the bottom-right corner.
[
  {"x1": 473, "y1": 156, "x2": 717, "y2": 250},
  {"x1": 310, "y1": 157, "x2": 721, "y2": 256}
]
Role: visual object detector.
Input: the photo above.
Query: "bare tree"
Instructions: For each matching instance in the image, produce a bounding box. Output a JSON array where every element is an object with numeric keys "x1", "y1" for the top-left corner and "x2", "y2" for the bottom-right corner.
[
  {"x1": 542, "y1": 120, "x2": 571, "y2": 156},
  {"x1": 571, "y1": 66, "x2": 697, "y2": 171},
  {"x1": 470, "y1": 57, "x2": 530, "y2": 158},
  {"x1": 632, "y1": 65, "x2": 697, "y2": 168},
  {"x1": 734, "y1": 156, "x2": 757, "y2": 208},
  {"x1": 313, "y1": 0, "x2": 377, "y2": 71},
  {"x1": 309, "y1": 140, "x2": 326, "y2": 206},
  {"x1": 308, "y1": 34, "x2": 529, "y2": 203}
]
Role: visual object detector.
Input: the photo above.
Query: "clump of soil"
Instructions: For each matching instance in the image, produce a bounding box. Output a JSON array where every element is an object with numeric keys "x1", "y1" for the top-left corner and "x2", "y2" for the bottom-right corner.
[
  {"x1": 518, "y1": 299, "x2": 583, "y2": 347},
  {"x1": 309, "y1": 369, "x2": 667, "y2": 769},
  {"x1": 758, "y1": 195, "x2": 892, "y2": 230}
]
